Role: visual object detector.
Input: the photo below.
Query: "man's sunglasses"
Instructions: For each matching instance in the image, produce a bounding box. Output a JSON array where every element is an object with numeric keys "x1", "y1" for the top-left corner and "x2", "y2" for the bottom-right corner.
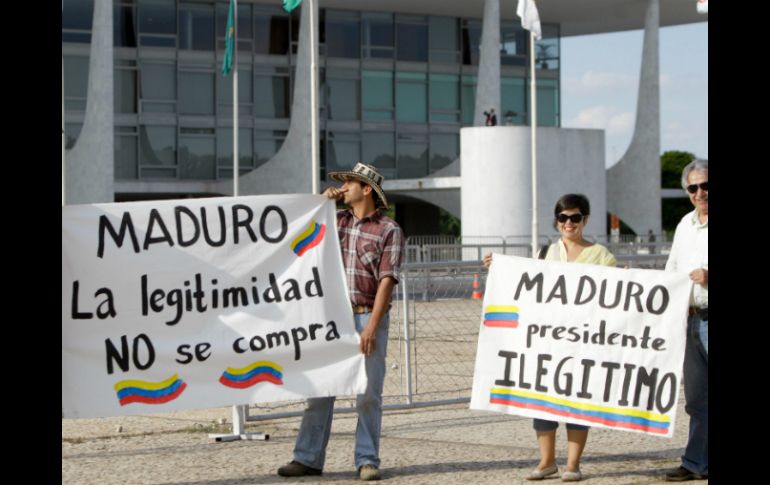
[
  {"x1": 556, "y1": 213, "x2": 584, "y2": 224},
  {"x1": 686, "y1": 182, "x2": 708, "y2": 194}
]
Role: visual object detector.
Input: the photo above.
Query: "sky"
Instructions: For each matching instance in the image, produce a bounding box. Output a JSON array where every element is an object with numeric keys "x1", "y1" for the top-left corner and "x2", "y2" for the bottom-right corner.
[{"x1": 560, "y1": 21, "x2": 708, "y2": 168}]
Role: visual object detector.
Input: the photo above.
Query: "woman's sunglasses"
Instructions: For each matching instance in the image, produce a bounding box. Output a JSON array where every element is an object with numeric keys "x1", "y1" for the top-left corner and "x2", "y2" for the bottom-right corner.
[
  {"x1": 556, "y1": 213, "x2": 584, "y2": 224},
  {"x1": 686, "y1": 182, "x2": 708, "y2": 194}
]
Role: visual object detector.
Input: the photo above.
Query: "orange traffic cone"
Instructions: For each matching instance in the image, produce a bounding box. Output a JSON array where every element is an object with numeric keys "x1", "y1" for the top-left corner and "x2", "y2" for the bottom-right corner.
[{"x1": 471, "y1": 273, "x2": 483, "y2": 300}]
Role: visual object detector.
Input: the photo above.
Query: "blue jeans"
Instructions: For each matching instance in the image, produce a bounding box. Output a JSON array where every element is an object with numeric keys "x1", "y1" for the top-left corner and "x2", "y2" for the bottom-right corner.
[
  {"x1": 292, "y1": 313, "x2": 389, "y2": 470},
  {"x1": 682, "y1": 314, "x2": 708, "y2": 475}
]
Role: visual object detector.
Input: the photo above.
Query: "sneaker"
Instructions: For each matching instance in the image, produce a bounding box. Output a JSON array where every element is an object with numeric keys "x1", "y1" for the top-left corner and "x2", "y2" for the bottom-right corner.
[
  {"x1": 359, "y1": 464, "x2": 381, "y2": 481},
  {"x1": 664, "y1": 466, "x2": 708, "y2": 481},
  {"x1": 277, "y1": 460, "x2": 322, "y2": 477},
  {"x1": 561, "y1": 469, "x2": 582, "y2": 482},
  {"x1": 526, "y1": 463, "x2": 558, "y2": 480}
]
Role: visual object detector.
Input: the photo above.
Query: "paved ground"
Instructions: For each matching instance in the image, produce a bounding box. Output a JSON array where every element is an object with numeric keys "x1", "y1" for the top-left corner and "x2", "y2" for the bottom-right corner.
[
  {"x1": 63, "y1": 298, "x2": 704, "y2": 484},
  {"x1": 62, "y1": 391, "x2": 702, "y2": 485}
]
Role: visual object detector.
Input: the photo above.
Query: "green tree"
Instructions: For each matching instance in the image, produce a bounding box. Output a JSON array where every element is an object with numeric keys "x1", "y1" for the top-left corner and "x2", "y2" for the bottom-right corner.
[
  {"x1": 661, "y1": 150, "x2": 696, "y2": 238},
  {"x1": 439, "y1": 209, "x2": 461, "y2": 237},
  {"x1": 661, "y1": 150, "x2": 695, "y2": 188}
]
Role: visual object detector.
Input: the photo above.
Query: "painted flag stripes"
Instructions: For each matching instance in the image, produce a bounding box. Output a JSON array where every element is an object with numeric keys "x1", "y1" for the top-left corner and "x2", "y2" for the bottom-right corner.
[
  {"x1": 219, "y1": 360, "x2": 284, "y2": 389},
  {"x1": 114, "y1": 374, "x2": 187, "y2": 406},
  {"x1": 291, "y1": 219, "x2": 326, "y2": 256},
  {"x1": 489, "y1": 387, "x2": 671, "y2": 434},
  {"x1": 483, "y1": 305, "x2": 520, "y2": 328}
]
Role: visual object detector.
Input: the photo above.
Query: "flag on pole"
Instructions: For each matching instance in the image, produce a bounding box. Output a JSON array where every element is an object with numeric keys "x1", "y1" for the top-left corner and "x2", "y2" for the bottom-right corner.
[
  {"x1": 283, "y1": 0, "x2": 302, "y2": 13},
  {"x1": 696, "y1": 0, "x2": 708, "y2": 14},
  {"x1": 517, "y1": 0, "x2": 542, "y2": 40},
  {"x1": 221, "y1": 0, "x2": 235, "y2": 76}
]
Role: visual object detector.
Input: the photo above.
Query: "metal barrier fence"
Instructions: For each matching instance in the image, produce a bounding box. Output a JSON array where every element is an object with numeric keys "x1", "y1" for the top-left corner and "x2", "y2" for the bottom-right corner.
[
  {"x1": 407, "y1": 243, "x2": 533, "y2": 263},
  {"x1": 246, "y1": 261, "x2": 486, "y2": 421},
  {"x1": 607, "y1": 240, "x2": 672, "y2": 257},
  {"x1": 246, "y1": 254, "x2": 669, "y2": 421},
  {"x1": 406, "y1": 234, "x2": 458, "y2": 246},
  {"x1": 405, "y1": 241, "x2": 672, "y2": 264},
  {"x1": 393, "y1": 261, "x2": 487, "y2": 405},
  {"x1": 592, "y1": 233, "x2": 668, "y2": 244},
  {"x1": 615, "y1": 253, "x2": 670, "y2": 268}
]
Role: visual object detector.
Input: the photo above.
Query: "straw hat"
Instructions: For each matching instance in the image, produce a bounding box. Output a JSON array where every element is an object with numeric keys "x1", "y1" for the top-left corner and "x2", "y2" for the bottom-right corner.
[{"x1": 328, "y1": 162, "x2": 389, "y2": 209}]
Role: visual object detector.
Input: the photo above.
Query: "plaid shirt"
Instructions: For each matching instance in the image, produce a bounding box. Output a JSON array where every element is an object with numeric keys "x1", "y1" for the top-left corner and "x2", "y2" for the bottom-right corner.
[{"x1": 337, "y1": 209, "x2": 405, "y2": 306}]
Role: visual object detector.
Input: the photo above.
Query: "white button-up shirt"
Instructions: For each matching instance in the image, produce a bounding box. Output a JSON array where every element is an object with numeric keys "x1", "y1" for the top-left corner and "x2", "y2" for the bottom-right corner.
[{"x1": 665, "y1": 209, "x2": 708, "y2": 307}]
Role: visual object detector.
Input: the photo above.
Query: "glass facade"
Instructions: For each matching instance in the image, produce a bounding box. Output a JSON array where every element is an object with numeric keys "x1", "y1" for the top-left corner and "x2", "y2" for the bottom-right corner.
[
  {"x1": 363, "y1": 13, "x2": 393, "y2": 59},
  {"x1": 216, "y1": 127, "x2": 254, "y2": 178},
  {"x1": 62, "y1": 0, "x2": 93, "y2": 43},
  {"x1": 254, "y1": 68, "x2": 290, "y2": 118},
  {"x1": 363, "y1": 70, "x2": 393, "y2": 120},
  {"x1": 179, "y1": 129, "x2": 216, "y2": 180},
  {"x1": 396, "y1": 15, "x2": 428, "y2": 62},
  {"x1": 429, "y1": 17, "x2": 460, "y2": 64},
  {"x1": 430, "y1": 73, "x2": 460, "y2": 123},
  {"x1": 396, "y1": 72, "x2": 427, "y2": 123},
  {"x1": 326, "y1": 11, "x2": 360, "y2": 59},
  {"x1": 63, "y1": 0, "x2": 560, "y2": 183},
  {"x1": 139, "y1": 0, "x2": 177, "y2": 47},
  {"x1": 502, "y1": 77, "x2": 526, "y2": 125},
  {"x1": 179, "y1": 3, "x2": 215, "y2": 51},
  {"x1": 326, "y1": 69, "x2": 360, "y2": 121}
]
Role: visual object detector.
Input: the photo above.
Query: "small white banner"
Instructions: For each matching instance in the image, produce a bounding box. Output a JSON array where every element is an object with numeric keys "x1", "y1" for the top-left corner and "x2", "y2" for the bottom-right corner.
[
  {"x1": 62, "y1": 195, "x2": 366, "y2": 418},
  {"x1": 470, "y1": 255, "x2": 691, "y2": 437}
]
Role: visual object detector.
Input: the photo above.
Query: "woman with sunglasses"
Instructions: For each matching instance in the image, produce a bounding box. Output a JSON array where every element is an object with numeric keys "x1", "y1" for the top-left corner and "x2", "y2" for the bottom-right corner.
[
  {"x1": 542, "y1": 193, "x2": 616, "y2": 267},
  {"x1": 483, "y1": 193, "x2": 616, "y2": 482}
]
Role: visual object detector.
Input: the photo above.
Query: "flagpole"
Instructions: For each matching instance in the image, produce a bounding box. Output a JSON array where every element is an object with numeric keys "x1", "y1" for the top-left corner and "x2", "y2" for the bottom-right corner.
[
  {"x1": 232, "y1": 0, "x2": 239, "y2": 197},
  {"x1": 309, "y1": 0, "x2": 319, "y2": 194},
  {"x1": 530, "y1": 31, "x2": 538, "y2": 257},
  {"x1": 63, "y1": 56, "x2": 66, "y2": 207},
  {"x1": 62, "y1": 0, "x2": 66, "y2": 207},
  {"x1": 229, "y1": 0, "x2": 245, "y2": 438}
]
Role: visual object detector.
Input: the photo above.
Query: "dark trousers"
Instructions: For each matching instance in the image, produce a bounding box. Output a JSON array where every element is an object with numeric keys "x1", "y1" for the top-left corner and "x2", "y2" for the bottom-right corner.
[
  {"x1": 682, "y1": 314, "x2": 708, "y2": 475},
  {"x1": 532, "y1": 419, "x2": 589, "y2": 432}
]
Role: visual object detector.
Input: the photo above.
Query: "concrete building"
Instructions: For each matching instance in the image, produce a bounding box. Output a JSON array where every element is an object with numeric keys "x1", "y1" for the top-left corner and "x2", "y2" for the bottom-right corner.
[{"x1": 62, "y1": 0, "x2": 706, "y2": 238}]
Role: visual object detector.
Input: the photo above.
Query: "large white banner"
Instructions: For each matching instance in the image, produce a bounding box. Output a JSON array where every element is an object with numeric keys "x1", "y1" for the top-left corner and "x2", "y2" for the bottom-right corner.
[
  {"x1": 62, "y1": 195, "x2": 366, "y2": 418},
  {"x1": 470, "y1": 255, "x2": 692, "y2": 437}
]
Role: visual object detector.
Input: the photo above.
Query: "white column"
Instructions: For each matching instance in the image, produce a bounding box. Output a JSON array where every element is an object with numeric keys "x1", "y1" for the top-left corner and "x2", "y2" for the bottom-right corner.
[
  {"x1": 606, "y1": 0, "x2": 662, "y2": 234},
  {"x1": 65, "y1": 0, "x2": 114, "y2": 204},
  {"x1": 473, "y1": 0, "x2": 501, "y2": 127}
]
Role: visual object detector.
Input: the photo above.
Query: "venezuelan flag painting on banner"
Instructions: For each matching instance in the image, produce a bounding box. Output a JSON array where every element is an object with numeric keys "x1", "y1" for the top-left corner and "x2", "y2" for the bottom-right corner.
[
  {"x1": 483, "y1": 305, "x2": 519, "y2": 328},
  {"x1": 114, "y1": 374, "x2": 187, "y2": 406},
  {"x1": 470, "y1": 254, "x2": 693, "y2": 438},
  {"x1": 219, "y1": 361, "x2": 284, "y2": 389},
  {"x1": 62, "y1": 195, "x2": 365, "y2": 418},
  {"x1": 291, "y1": 219, "x2": 326, "y2": 257}
]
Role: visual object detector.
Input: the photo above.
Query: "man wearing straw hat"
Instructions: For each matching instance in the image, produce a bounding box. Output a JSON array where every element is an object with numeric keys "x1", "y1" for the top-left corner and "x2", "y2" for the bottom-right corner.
[{"x1": 278, "y1": 163, "x2": 405, "y2": 481}]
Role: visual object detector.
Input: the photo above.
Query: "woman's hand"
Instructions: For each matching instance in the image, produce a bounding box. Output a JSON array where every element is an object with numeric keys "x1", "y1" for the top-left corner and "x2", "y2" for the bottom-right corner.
[{"x1": 483, "y1": 253, "x2": 493, "y2": 269}]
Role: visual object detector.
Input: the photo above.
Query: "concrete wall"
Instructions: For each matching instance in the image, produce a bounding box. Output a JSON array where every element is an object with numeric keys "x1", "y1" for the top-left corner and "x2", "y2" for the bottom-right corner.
[
  {"x1": 221, "y1": 0, "x2": 317, "y2": 196},
  {"x1": 606, "y1": 0, "x2": 662, "y2": 234},
  {"x1": 461, "y1": 126, "x2": 606, "y2": 240},
  {"x1": 64, "y1": 0, "x2": 114, "y2": 205},
  {"x1": 473, "y1": 0, "x2": 500, "y2": 127}
]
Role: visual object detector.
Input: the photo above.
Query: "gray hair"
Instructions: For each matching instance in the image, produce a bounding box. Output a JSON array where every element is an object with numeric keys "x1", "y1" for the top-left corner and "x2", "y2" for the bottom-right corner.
[{"x1": 681, "y1": 158, "x2": 708, "y2": 189}]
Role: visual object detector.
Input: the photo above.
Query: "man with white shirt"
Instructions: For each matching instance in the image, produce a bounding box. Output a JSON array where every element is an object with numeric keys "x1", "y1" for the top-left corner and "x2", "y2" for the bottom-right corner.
[{"x1": 664, "y1": 159, "x2": 708, "y2": 482}]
